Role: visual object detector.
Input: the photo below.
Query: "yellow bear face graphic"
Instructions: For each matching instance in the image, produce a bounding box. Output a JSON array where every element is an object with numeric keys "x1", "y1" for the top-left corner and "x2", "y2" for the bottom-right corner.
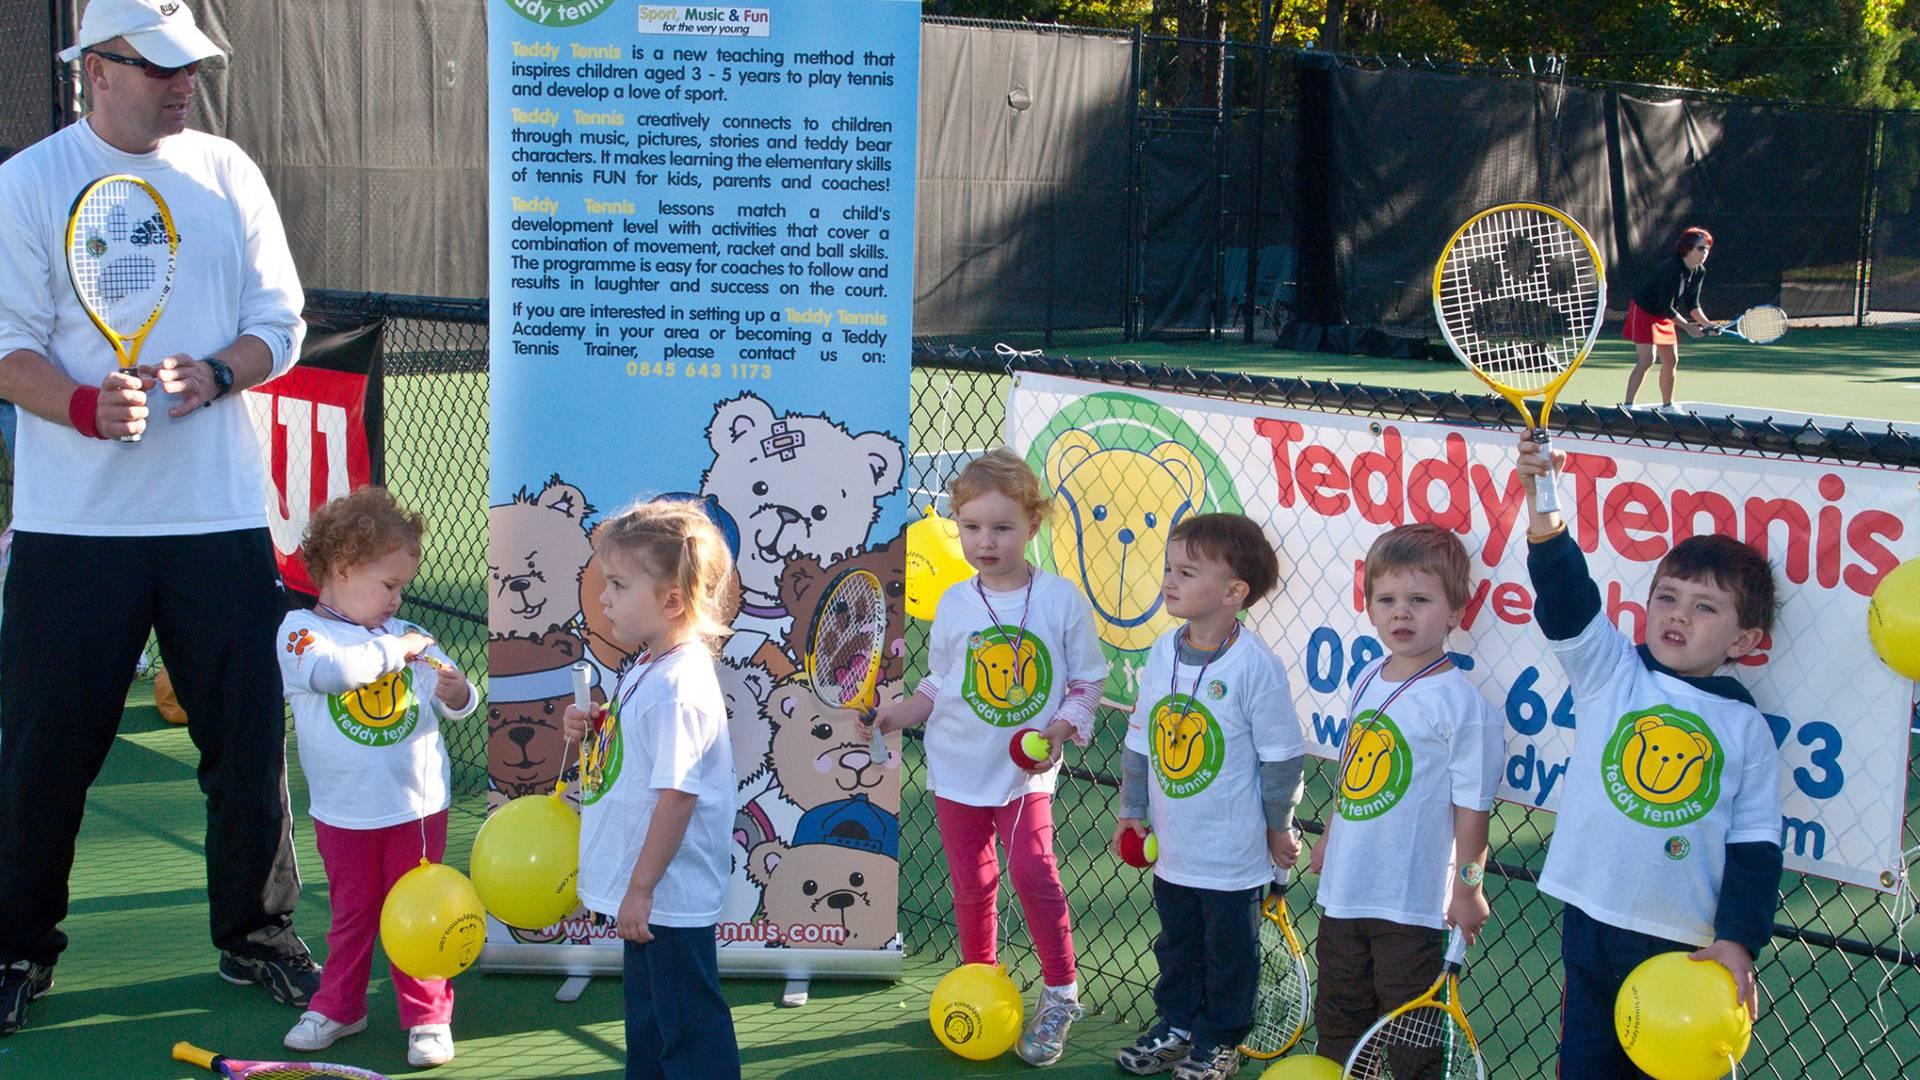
[
  {"x1": 1620, "y1": 716, "x2": 1713, "y2": 805},
  {"x1": 1340, "y1": 726, "x2": 1397, "y2": 802},
  {"x1": 344, "y1": 670, "x2": 409, "y2": 729},
  {"x1": 1152, "y1": 701, "x2": 1210, "y2": 782},
  {"x1": 970, "y1": 638, "x2": 1040, "y2": 709},
  {"x1": 1043, "y1": 430, "x2": 1206, "y2": 654}
]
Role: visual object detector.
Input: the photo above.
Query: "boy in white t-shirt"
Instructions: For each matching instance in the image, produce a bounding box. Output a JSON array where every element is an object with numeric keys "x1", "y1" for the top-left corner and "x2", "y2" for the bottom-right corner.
[
  {"x1": 1112, "y1": 514, "x2": 1305, "y2": 1080},
  {"x1": 1307, "y1": 523, "x2": 1503, "y2": 1068},
  {"x1": 1517, "y1": 436, "x2": 1783, "y2": 1078}
]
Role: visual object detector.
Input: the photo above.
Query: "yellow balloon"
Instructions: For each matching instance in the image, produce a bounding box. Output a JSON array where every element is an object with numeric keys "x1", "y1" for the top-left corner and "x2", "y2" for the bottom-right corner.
[
  {"x1": 1262, "y1": 1055, "x2": 1343, "y2": 1078},
  {"x1": 1868, "y1": 558, "x2": 1920, "y2": 681},
  {"x1": 380, "y1": 860, "x2": 487, "y2": 981},
  {"x1": 906, "y1": 506, "x2": 969, "y2": 622},
  {"x1": 928, "y1": 963, "x2": 1023, "y2": 1060},
  {"x1": 470, "y1": 793, "x2": 581, "y2": 929},
  {"x1": 1615, "y1": 952, "x2": 1751, "y2": 1080}
]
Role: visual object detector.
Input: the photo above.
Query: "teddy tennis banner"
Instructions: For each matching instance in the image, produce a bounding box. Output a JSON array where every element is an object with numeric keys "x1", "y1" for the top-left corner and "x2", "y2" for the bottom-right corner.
[
  {"x1": 1007, "y1": 372, "x2": 1919, "y2": 892},
  {"x1": 485, "y1": 0, "x2": 918, "y2": 978}
]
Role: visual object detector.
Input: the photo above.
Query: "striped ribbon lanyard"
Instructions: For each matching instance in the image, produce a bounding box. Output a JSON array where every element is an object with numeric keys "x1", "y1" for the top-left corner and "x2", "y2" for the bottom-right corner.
[{"x1": 1337, "y1": 653, "x2": 1453, "y2": 808}]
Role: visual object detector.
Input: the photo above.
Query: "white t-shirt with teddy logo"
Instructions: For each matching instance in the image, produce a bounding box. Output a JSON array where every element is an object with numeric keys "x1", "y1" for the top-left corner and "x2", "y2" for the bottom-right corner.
[
  {"x1": 1124, "y1": 626, "x2": 1305, "y2": 892},
  {"x1": 279, "y1": 610, "x2": 477, "y2": 830},
  {"x1": 578, "y1": 645, "x2": 738, "y2": 928},
  {"x1": 920, "y1": 571, "x2": 1108, "y2": 807},
  {"x1": 1317, "y1": 660, "x2": 1503, "y2": 928},
  {"x1": 1537, "y1": 612, "x2": 1783, "y2": 947}
]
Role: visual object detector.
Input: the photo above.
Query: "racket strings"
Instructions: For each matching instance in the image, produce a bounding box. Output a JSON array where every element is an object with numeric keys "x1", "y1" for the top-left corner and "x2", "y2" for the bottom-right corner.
[
  {"x1": 232, "y1": 1067, "x2": 390, "y2": 1080},
  {"x1": 69, "y1": 180, "x2": 171, "y2": 331},
  {"x1": 810, "y1": 574, "x2": 885, "y2": 708},
  {"x1": 1349, "y1": 1002, "x2": 1481, "y2": 1079},
  {"x1": 1244, "y1": 915, "x2": 1309, "y2": 1053},
  {"x1": 1438, "y1": 208, "x2": 1600, "y2": 392},
  {"x1": 1741, "y1": 305, "x2": 1788, "y2": 343}
]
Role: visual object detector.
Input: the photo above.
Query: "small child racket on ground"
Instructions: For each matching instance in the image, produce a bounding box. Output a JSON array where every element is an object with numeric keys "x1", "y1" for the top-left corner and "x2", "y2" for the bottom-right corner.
[
  {"x1": 1515, "y1": 434, "x2": 1783, "y2": 1077},
  {"x1": 1112, "y1": 513, "x2": 1306, "y2": 1080},
  {"x1": 277, "y1": 487, "x2": 477, "y2": 1068},
  {"x1": 861, "y1": 449, "x2": 1107, "y2": 1066},
  {"x1": 562, "y1": 498, "x2": 742, "y2": 1080},
  {"x1": 1307, "y1": 523, "x2": 1503, "y2": 1068}
]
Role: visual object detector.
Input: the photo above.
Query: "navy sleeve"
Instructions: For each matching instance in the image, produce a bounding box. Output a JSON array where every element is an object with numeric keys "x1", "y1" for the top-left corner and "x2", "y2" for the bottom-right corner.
[
  {"x1": 1714, "y1": 841, "x2": 1784, "y2": 958},
  {"x1": 1526, "y1": 528, "x2": 1602, "y2": 641},
  {"x1": 1678, "y1": 266, "x2": 1705, "y2": 315}
]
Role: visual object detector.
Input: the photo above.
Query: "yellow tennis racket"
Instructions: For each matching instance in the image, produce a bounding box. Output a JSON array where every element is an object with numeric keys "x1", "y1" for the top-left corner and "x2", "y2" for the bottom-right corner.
[
  {"x1": 172, "y1": 1041, "x2": 390, "y2": 1079},
  {"x1": 1343, "y1": 929, "x2": 1486, "y2": 1079},
  {"x1": 1240, "y1": 863, "x2": 1311, "y2": 1060},
  {"x1": 66, "y1": 174, "x2": 178, "y2": 444},
  {"x1": 1433, "y1": 202, "x2": 1604, "y2": 514},
  {"x1": 805, "y1": 567, "x2": 888, "y2": 765}
]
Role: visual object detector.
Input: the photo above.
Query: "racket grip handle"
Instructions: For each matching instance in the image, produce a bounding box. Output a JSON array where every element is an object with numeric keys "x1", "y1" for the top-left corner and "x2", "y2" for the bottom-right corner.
[
  {"x1": 172, "y1": 1042, "x2": 217, "y2": 1068},
  {"x1": 868, "y1": 718, "x2": 889, "y2": 766},
  {"x1": 117, "y1": 433, "x2": 141, "y2": 444},
  {"x1": 1444, "y1": 927, "x2": 1469, "y2": 966},
  {"x1": 570, "y1": 661, "x2": 592, "y2": 709},
  {"x1": 1531, "y1": 427, "x2": 1564, "y2": 515}
]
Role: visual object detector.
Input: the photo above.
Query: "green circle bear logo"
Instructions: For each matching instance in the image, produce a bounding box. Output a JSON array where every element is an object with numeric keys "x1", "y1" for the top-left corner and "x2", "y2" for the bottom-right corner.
[
  {"x1": 1148, "y1": 694, "x2": 1225, "y2": 798},
  {"x1": 1601, "y1": 707, "x2": 1724, "y2": 828},
  {"x1": 502, "y1": 0, "x2": 617, "y2": 27},
  {"x1": 327, "y1": 667, "x2": 419, "y2": 747},
  {"x1": 1338, "y1": 711, "x2": 1412, "y2": 821},
  {"x1": 961, "y1": 627, "x2": 1053, "y2": 728}
]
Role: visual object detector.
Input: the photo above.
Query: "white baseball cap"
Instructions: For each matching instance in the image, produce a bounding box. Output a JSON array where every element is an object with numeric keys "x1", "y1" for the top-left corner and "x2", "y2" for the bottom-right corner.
[{"x1": 57, "y1": 0, "x2": 226, "y2": 67}]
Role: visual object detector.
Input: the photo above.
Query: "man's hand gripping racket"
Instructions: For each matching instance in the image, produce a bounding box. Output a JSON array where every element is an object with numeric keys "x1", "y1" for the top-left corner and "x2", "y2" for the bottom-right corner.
[
  {"x1": 1433, "y1": 202, "x2": 1605, "y2": 516},
  {"x1": 66, "y1": 174, "x2": 178, "y2": 444}
]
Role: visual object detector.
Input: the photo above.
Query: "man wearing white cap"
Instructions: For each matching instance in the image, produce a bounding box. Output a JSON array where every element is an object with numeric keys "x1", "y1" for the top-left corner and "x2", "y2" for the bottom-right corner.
[{"x1": 0, "y1": 0, "x2": 317, "y2": 1035}]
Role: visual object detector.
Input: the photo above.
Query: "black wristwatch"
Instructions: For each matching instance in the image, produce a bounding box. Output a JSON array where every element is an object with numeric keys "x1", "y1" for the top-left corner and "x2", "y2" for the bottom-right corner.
[{"x1": 203, "y1": 356, "x2": 234, "y2": 404}]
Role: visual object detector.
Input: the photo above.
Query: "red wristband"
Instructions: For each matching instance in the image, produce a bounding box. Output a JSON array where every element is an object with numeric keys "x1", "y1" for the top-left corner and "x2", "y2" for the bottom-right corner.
[{"x1": 68, "y1": 385, "x2": 104, "y2": 439}]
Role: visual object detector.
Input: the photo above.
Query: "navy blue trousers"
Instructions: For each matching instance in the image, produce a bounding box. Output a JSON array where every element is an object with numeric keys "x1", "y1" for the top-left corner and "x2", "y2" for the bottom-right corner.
[
  {"x1": 1560, "y1": 904, "x2": 1691, "y2": 1079},
  {"x1": 1151, "y1": 876, "x2": 1262, "y2": 1050},
  {"x1": 622, "y1": 925, "x2": 739, "y2": 1080}
]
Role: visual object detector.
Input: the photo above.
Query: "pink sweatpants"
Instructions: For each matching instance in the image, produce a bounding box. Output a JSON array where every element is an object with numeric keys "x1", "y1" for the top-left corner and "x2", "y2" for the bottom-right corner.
[
  {"x1": 309, "y1": 811, "x2": 454, "y2": 1028},
  {"x1": 935, "y1": 793, "x2": 1077, "y2": 987}
]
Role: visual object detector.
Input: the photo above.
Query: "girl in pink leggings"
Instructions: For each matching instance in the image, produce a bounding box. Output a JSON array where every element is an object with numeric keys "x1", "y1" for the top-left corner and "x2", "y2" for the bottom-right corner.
[{"x1": 864, "y1": 449, "x2": 1108, "y2": 1067}]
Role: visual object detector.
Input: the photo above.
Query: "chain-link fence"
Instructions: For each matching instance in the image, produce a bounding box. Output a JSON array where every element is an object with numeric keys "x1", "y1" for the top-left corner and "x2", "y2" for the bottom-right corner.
[{"x1": 14, "y1": 292, "x2": 1895, "y2": 1075}]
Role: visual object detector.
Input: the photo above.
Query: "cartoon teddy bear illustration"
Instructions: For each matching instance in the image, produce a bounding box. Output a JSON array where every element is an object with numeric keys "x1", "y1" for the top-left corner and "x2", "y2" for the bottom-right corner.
[
  {"x1": 488, "y1": 476, "x2": 594, "y2": 639},
  {"x1": 1042, "y1": 429, "x2": 1207, "y2": 656},
  {"x1": 718, "y1": 656, "x2": 784, "y2": 927},
  {"x1": 485, "y1": 631, "x2": 604, "y2": 810},
  {"x1": 699, "y1": 393, "x2": 905, "y2": 655},
  {"x1": 776, "y1": 526, "x2": 909, "y2": 686},
  {"x1": 765, "y1": 676, "x2": 903, "y2": 816},
  {"x1": 746, "y1": 794, "x2": 900, "y2": 950},
  {"x1": 1619, "y1": 714, "x2": 1715, "y2": 805}
]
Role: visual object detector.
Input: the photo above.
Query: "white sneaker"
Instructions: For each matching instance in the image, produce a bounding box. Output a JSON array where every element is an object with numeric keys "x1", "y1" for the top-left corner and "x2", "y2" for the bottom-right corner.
[
  {"x1": 283, "y1": 1010, "x2": 366, "y2": 1051},
  {"x1": 408, "y1": 1024, "x2": 455, "y2": 1067}
]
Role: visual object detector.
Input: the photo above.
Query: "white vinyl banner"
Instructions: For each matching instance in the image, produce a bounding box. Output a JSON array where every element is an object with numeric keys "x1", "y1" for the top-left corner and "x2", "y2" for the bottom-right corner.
[{"x1": 1009, "y1": 373, "x2": 1918, "y2": 892}]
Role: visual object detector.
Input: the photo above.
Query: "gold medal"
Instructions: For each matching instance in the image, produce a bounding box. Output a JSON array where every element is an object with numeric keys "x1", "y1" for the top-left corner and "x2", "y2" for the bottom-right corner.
[{"x1": 1007, "y1": 685, "x2": 1028, "y2": 707}]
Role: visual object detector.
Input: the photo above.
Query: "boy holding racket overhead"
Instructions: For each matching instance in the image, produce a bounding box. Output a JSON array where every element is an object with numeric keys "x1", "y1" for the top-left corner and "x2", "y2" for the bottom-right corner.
[
  {"x1": 1515, "y1": 434, "x2": 1783, "y2": 1078},
  {"x1": 1112, "y1": 513, "x2": 1305, "y2": 1080},
  {"x1": 1306, "y1": 523, "x2": 1503, "y2": 1068}
]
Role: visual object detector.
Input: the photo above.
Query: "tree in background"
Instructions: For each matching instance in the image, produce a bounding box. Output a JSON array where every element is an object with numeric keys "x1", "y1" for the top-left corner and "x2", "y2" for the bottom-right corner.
[{"x1": 928, "y1": 0, "x2": 1920, "y2": 107}]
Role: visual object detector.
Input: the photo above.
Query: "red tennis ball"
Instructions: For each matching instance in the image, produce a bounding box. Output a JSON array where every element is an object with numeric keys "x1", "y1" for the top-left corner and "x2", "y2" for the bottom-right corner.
[
  {"x1": 1009, "y1": 728, "x2": 1050, "y2": 771},
  {"x1": 1119, "y1": 829, "x2": 1158, "y2": 868}
]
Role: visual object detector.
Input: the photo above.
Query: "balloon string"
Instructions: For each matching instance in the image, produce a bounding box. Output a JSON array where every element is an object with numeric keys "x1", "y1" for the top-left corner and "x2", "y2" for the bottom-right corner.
[{"x1": 1872, "y1": 844, "x2": 1920, "y2": 1032}]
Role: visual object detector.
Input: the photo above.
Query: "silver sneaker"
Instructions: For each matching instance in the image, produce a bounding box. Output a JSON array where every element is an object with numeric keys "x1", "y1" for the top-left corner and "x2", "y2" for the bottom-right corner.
[
  {"x1": 1172, "y1": 1043, "x2": 1242, "y2": 1080},
  {"x1": 1016, "y1": 986, "x2": 1083, "y2": 1066}
]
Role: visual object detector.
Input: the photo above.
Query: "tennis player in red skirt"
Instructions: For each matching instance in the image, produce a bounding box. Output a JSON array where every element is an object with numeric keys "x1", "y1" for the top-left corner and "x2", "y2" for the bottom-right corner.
[{"x1": 1622, "y1": 227, "x2": 1716, "y2": 410}]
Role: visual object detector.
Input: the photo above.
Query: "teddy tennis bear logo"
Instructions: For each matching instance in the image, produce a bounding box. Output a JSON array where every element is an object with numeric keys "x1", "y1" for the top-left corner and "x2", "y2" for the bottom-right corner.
[
  {"x1": 960, "y1": 629, "x2": 1051, "y2": 727},
  {"x1": 1602, "y1": 709, "x2": 1724, "y2": 827},
  {"x1": 328, "y1": 667, "x2": 419, "y2": 747},
  {"x1": 1148, "y1": 695, "x2": 1224, "y2": 798},
  {"x1": 1338, "y1": 711, "x2": 1412, "y2": 821}
]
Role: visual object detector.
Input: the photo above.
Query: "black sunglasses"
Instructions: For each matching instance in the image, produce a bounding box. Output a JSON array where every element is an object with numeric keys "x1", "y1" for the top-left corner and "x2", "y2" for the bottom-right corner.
[{"x1": 84, "y1": 48, "x2": 200, "y2": 80}]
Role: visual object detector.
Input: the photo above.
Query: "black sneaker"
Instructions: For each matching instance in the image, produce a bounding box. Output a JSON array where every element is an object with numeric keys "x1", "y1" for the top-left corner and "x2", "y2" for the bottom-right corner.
[
  {"x1": 219, "y1": 950, "x2": 321, "y2": 1007},
  {"x1": 0, "y1": 961, "x2": 54, "y2": 1036},
  {"x1": 1172, "y1": 1043, "x2": 1242, "y2": 1080},
  {"x1": 1117, "y1": 1021, "x2": 1192, "y2": 1076}
]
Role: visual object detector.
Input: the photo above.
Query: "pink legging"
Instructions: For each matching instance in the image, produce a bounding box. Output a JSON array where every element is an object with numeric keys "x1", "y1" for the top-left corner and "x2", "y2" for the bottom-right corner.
[
  {"x1": 935, "y1": 793, "x2": 1077, "y2": 987},
  {"x1": 309, "y1": 812, "x2": 454, "y2": 1028}
]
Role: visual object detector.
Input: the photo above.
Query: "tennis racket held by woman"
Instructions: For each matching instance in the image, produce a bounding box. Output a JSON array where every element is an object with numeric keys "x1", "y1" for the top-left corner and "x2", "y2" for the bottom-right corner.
[
  {"x1": 66, "y1": 174, "x2": 179, "y2": 444},
  {"x1": 1433, "y1": 202, "x2": 1605, "y2": 515},
  {"x1": 172, "y1": 1041, "x2": 390, "y2": 1080},
  {"x1": 805, "y1": 567, "x2": 889, "y2": 765},
  {"x1": 1342, "y1": 928, "x2": 1486, "y2": 1079}
]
